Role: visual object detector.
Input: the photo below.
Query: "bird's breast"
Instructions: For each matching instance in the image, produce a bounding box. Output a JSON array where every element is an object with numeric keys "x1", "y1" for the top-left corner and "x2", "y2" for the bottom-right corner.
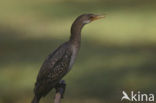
[{"x1": 68, "y1": 46, "x2": 79, "y2": 71}]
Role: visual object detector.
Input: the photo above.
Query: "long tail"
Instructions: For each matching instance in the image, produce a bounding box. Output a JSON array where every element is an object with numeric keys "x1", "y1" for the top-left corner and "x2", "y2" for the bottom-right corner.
[{"x1": 31, "y1": 95, "x2": 40, "y2": 103}]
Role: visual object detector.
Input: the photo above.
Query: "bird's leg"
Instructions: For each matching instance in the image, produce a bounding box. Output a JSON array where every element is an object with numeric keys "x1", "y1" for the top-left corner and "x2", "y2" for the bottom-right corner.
[
  {"x1": 54, "y1": 80, "x2": 66, "y2": 103},
  {"x1": 55, "y1": 80, "x2": 66, "y2": 98}
]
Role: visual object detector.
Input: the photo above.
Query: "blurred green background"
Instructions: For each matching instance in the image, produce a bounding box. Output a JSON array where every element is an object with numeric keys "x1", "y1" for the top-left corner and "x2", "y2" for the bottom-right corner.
[{"x1": 0, "y1": 0, "x2": 156, "y2": 103}]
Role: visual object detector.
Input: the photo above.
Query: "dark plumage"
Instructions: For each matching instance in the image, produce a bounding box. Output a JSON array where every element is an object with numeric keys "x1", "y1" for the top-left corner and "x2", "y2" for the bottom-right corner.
[{"x1": 31, "y1": 14, "x2": 104, "y2": 103}]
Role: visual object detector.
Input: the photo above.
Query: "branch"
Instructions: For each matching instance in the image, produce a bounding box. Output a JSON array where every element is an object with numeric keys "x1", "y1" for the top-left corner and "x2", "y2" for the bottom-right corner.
[{"x1": 54, "y1": 80, "x2": 66, "y2": 103}]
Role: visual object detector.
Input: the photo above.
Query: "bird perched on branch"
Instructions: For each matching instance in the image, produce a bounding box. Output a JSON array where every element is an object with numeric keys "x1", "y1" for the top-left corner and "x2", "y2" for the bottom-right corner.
[{"x1": 31, "y1": 13, "x2": 104, "y2": 103}]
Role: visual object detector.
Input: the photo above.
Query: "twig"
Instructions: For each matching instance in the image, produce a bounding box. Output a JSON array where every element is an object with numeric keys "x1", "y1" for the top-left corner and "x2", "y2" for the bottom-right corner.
[{"x1": 54, "y1": 80, "x2": 66, "y2": 103}]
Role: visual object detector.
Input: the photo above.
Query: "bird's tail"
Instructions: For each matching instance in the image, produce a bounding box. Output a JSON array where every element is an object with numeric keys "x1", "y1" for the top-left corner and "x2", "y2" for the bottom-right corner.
[{"x1": 31, "y1": 95, "x2": 40, "y2": 103}]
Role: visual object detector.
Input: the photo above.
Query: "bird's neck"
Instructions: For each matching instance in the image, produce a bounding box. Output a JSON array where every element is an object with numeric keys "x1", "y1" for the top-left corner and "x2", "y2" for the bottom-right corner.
[{"x1": 69, "y1": 21, "x2": 84, "y2": 46}]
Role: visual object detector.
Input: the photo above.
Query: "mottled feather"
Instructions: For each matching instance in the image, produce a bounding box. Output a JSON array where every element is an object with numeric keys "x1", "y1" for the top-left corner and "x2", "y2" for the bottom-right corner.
[{"x1": 34, "y1": 42, "x2": 72, "y2": 97}]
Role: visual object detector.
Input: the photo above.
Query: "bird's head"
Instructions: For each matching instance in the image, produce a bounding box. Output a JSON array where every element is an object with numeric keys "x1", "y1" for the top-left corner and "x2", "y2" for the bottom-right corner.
[
  {"x1": 70, "y1": 13, "x2": 104, "y2": 42},
  {"x1": 75, "y1": 13, "x2": 105, "y2": 25}
]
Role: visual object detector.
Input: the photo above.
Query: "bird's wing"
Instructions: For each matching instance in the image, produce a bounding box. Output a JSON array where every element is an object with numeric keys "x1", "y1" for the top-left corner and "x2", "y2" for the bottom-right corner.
[{"x1": 36, "y1": 42, "x2": 72, "y2": 83}]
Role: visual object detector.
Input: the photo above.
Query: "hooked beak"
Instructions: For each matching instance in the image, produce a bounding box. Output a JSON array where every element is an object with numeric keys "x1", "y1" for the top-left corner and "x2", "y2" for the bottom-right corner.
[{"x1": 91, "y1": 15, "x2": 105, "y2": 21}]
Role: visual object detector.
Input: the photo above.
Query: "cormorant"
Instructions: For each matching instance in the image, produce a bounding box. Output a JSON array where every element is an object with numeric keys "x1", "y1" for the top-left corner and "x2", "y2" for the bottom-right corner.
[{"x1": 32, "y1": 14, "x2": 104, "y2": 103}]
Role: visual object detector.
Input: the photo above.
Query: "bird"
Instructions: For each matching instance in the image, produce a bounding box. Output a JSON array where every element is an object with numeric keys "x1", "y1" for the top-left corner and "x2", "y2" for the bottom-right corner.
[
  {"x1": 121, "y1": 91, "x2": 131, "y2": 101},
  {"x1": 31, "y1": 13, "x2": 104, "y2": 103}
]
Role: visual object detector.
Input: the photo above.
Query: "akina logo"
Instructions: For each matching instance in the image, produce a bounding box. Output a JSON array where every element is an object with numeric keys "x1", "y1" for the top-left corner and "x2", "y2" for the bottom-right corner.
[{"x1": 121, "y1": 91, "x2": 155, "y2": 102}]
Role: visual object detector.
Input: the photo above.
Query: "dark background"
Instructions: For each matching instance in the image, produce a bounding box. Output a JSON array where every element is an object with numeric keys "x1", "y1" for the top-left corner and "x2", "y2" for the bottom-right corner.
[{"x1": 0, "y1": 0, "x2": 156, "y2": 103}]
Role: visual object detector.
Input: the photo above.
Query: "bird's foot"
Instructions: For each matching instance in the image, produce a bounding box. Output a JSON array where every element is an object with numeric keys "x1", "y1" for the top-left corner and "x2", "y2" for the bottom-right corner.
[{"x1": 55, "y1": 80, "x2": 66, "y2": 98}]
